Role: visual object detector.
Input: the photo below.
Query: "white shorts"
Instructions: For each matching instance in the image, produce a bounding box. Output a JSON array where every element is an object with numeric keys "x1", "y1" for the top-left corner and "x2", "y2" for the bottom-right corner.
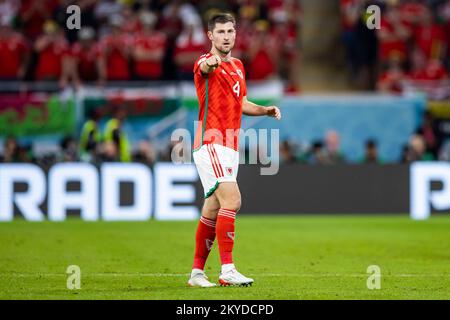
[{"x1": 193, "y1": 143, "x2": 239, "y2": 198}]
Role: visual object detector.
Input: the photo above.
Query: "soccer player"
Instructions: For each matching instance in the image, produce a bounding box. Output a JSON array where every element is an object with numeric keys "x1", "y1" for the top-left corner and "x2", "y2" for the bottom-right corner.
[{"x1": 188, "y1": 13, "x2": 281, "y2": 287}]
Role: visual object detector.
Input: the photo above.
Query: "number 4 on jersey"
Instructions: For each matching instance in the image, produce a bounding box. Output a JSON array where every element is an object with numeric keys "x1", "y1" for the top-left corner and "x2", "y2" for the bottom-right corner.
[{"x1": 233, "y1": 81, "x2": 240, "y2": 97}]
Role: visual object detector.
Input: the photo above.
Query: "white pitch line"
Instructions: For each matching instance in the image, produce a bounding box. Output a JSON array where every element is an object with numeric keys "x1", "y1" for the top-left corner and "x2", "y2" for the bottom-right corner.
[{"x1": 0, "y1": 273, "x2": 449, "y2": 278}]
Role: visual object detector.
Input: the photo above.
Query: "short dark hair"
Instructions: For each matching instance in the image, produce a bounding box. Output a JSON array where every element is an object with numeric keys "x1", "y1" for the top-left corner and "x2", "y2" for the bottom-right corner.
[{"x1": 208, "y1": 13, "x2": 236, "y2": 31}]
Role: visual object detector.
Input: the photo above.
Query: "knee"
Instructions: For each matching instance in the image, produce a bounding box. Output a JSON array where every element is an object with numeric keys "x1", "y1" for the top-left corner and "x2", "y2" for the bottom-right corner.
[
  {"x1": 222, "y1": 195, "x2": 241, "y2": 213},
  {"x1": 203, "y1": 201, "x2": 220, "y2": 220}
]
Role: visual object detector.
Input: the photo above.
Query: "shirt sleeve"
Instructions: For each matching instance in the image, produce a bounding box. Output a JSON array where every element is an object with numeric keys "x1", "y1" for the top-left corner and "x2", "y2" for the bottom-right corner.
[{"x1": 193, "y1": 53, "x2": 212, "y2": 75}]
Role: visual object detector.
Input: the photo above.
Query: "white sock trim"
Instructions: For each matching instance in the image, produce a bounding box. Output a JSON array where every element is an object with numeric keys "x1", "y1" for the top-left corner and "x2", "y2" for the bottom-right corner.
[
  {"x1": 191, "y1": 268, "x2": 204, "y2": 276},
  {"x1": 221, "y1": 263, "x2": 235, "y2": 274}
]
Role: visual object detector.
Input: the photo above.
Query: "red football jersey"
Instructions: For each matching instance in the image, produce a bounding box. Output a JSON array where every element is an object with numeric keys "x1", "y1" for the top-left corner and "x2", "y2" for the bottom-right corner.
[
  {"x1": 35, "y1": 37, "x2": 70, "y2": 80},
  {"x1": 133, "y1": 32, "x2": 166, "y2": 79},
  {"x1": 99, "y1": 34, "x2": 133, "y2": 80},
  {"x1": 0, "y1": 33, "x2": 29, "y2": 79},
  {"x1": 71, "y1": 42, "x2": 101, "y2": 81},
  {"x1": 193, "y1": 53, "x2": 247, "y2": 152}
]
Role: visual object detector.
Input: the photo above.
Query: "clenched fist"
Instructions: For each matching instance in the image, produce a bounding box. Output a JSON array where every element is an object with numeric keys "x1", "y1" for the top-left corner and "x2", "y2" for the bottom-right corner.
[{"x1": 205, "y1": 54, "x2": 221, "y2": 68}]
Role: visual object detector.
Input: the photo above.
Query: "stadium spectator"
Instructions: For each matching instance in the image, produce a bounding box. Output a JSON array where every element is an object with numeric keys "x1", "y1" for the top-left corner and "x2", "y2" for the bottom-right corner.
[
  {"x1": 413, "y1": 7, "x2": 447, "y2": 61},
  {"x1": 97, "y1": 14, "x2": 133, "y2": 83},
  {"x1": 362, "y1": 139, "x2": 381, "y2": 164},
  {"x1": 17, "y1": 143, "x2": 34, "y2": 162},
  {"x1": 404, "y1": 133, "x2": 435, "y2": 162},
  {"x1": 100, "y1": 140, "x2": 118, "y2": 162},
  {"x1": 304, "y1": 141, "x2": 328, "y2": 165},
  {"x1": 407, "y1": 47, "x2": 448, "y2": 81},
  {"x1": 267, "y1": 0, "x2": 302, "y2": 27},
  {"x1": 0, "y1": 0, "x2": 304, "y2": 86},
  {"x1": 122, "y1": 4, "x2": 140, "y2": 34},
  {"x1": 417, "y1": 111, "x2": 441, "y2": 158},
  {"x1": 103, "y1": 106, "x2": 131, "y2": 162},
  {"x1": 400, "y1": 143, "x2": 410, "y2": 163},
  {"x1": 377, "y1": 55, "x2": 407, "y2": 93},
  {"x1": 59, "y1": 135, "x2": 78, "y2": 162},
  {"x1": 94, "y1": 0, "x2": 124, "y2": 39},
  {"x1": 161, "y1": 0, "x2": 206, "y2": 80},
  {"x1": 268, "y1": 0, "x2": 301, "y2": 91},
  {"x1": 232, "y1": 5, "x2": 255, "y2": 63},
  {"x1": 340, "y1": 0, "x2": 361, "y2": 78},
  {"x1": 279, "y1": 140, "x2": 296, "y2": 164},
  {"x1": 79, "y1": 108, "x2": 102, "y2": 163},
  {"x1": 159, "y1": 0, "x2": 183, "y2": 40},
  {"x1": 341, "y1": 0, "x2": 450, "y2": 93},
  {"x1": 34, "y1": 20, "x2": 70, "y2": 82},
  {"x1": 271, "y1": 18, "x2": 300, "y2": 92},
  {"x1": 399, "y1": 0, "x2": 428, "y2": 27},
  {"x1": 324, "y1": 130, "x2": 346, "y2": 164},
  {"x1": 162, "y1": 0, "x2": 202, "y2": 29},
  {"x1": 0, "y1": 1, "x2": 307, "y2": 166},
  {"x1": 1, "y1": 136, "x2": 20, "y2": 162},
  {"x1": 173, "y1": 16, "x2": 207, "y2": 80},
  {"x1": 376, "y1": 3, "x2": 411, "y2": 65},
  {"x1": 132, "y1": 11, "x2": 167, "y2": 80},
  {"x1": 1, "y1": 136, "x2": 34, "y2": 163},
  {"x1": 69, "y1": 27, "x2": 101, "y2": 85},
  {"x1": 132, "y1": 140, "x2": 157, "y2": 166},
  {"x1": 156, "y1": 2, "x2": 184, "y2": 80},
  {"x1": 247, "y1": 20, "x2": 278, "y2": 80},
  {"x1": 18, "y1": 0, "x2": 59, "y2": 41},
  {"x1": 0, "y1": 20, "x2": 30, "y2": 80},
  {"x1": 409, "y1": 58, "x2": 448, "y2": 81},
  {"x1": 340, "y1": 0, "x2": 379, "y2": 90}
]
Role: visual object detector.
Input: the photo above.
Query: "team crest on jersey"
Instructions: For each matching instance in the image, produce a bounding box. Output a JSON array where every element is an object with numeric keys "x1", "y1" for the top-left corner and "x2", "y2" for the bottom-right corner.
[
  {"x1": 226, "y1": 167, "x2": 233, "y2": 175},
  {"x1": 236, "y1": 69, "x2": 243, "y2": 79},
  {"x1": 227, "y1": 232, "x2": 235, "y2": 241},
  {"x1": 206, "y1": 239, "x2": 214, "y2": 251}
]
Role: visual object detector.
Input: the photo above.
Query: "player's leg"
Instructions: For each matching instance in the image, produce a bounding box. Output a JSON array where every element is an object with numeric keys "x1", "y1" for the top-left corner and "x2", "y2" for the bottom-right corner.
[
  {"x1": 214, "y1": 182, "x2": 254, "y2": 286},
  {"x1": 192, "y1": 193, "x2": 220, "y2": 271},
  {"x1": 188, "y1": 194, "x2": 220, "y2": 287},
  {"x1": 189, "y1": 145, "x2": 220, "y2": 287},
  {"x1": 201, "y1": 192, "x2": 221, "y2": 220}
]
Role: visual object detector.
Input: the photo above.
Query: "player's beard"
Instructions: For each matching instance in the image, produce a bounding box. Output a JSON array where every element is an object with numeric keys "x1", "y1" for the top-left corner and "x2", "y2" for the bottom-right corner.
[{"x1": 214, "y1": 42, "x2": 234, "y2": 55}]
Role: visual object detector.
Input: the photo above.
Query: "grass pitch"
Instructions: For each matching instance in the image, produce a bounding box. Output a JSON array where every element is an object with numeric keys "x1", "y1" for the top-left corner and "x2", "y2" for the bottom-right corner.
[{"x1": 0, "y1": 215, "x2": 449, "y2": 300}]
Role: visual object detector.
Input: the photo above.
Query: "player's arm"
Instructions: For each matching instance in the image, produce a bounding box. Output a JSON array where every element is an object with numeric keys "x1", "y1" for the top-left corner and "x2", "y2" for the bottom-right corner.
[
  {"x1": 199, "y1": 54, "x2": 222, "y2": 74},
  {"x1": 242, "y1": 96, "x2": 281, "y2": 120}
]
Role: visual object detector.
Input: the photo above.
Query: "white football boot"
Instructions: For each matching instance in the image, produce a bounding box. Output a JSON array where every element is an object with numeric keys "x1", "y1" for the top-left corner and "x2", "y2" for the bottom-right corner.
[
  {"x1": 219, "y1": 267, "x2": 254, "y2": 287},
  {"x1": 187, "y1": 269, "x2": 217, "y2": 287}
]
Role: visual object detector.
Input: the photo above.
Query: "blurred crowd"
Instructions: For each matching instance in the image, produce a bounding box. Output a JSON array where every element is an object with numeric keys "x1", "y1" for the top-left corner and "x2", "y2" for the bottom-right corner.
[
  {"x1": 278, "y1": 111, "x2": 449, "y2": 164},
  {"x1": 2, "y1": 0, "x2": 450, "y2": 165},
  {"x1": 0, "y1": 0, "x2": 301, "y2": 91},
  {"x1": 2, "y1": 107, "x2": 448, "y2": 165},
  {"x1": 0, "y1": 106, "x2": 170, "y2": 166},
  {"x1": 340, "y1": 0, "x2": 450, "y2": 92}
]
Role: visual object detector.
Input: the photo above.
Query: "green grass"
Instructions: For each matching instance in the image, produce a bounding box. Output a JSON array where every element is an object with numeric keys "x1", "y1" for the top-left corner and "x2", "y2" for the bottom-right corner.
[{"x1": 0, "y1": 215, "x2": 449, "y2": 300}]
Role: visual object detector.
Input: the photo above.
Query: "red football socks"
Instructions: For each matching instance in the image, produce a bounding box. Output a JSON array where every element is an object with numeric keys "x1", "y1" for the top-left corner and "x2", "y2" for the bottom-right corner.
[
  {"x1": 216, "y1": 208, "x2": 236, "y2": 265},
  {"x1": 192, "y1": 216, "x2": 216, "y2": 270}
]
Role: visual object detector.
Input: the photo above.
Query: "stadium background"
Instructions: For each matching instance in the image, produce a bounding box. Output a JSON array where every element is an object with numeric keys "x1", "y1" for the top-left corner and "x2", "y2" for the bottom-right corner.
[{"x1": 0, "y1": 0, "x2": 449, "y2": 299}]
